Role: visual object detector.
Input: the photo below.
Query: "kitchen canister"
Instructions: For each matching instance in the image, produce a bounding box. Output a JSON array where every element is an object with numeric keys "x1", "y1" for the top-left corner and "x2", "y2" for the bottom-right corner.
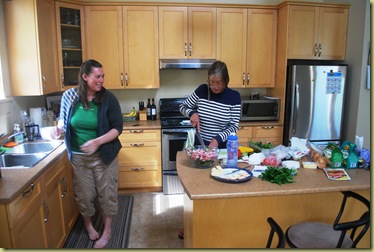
[{"x1": 30, "y1": 107, "x2": 46, "y2": 128}]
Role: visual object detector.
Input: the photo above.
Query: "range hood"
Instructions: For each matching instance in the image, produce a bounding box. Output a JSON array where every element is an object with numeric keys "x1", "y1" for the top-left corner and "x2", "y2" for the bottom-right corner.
[{"x1": 160, "y1": 59, "x2": 216, "y2": 69}]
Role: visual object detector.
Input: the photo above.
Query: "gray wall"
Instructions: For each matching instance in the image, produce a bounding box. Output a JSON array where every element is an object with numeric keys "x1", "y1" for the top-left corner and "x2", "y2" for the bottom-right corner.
[{"x1": 0, "y1": 0, "x2": 370, "y2": 150}]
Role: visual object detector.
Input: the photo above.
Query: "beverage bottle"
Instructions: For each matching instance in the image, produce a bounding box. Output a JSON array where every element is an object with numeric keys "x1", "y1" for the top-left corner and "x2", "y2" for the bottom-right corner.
[
  {"x1": 151, "y1": 98, "x2": 157, "y2": 121},
  {"x1": 146, "y1": 98, "x2": 151, "y2": 120},
  {"x1": 226, "y1": 133, "x2": 238, "y2": 167}
]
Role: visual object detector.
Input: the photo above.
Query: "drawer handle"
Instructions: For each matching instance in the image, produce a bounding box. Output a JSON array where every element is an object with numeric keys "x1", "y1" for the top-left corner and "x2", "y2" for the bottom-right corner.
[
  {"x1": 261, "y1": 126, "x2": 274, "y2": 130},
  {"x1": 130, "y1": 130, "x2": 143, "y2": 133},
  {"x1": 22, "y1": 183, "x2": 34, "y2": 197},
  {"x1": 130, "y1": 143, "x2": 144, "y2": 147},
  {"x1": 130, "y1": 168, "x2": 144, "y2": 171}
]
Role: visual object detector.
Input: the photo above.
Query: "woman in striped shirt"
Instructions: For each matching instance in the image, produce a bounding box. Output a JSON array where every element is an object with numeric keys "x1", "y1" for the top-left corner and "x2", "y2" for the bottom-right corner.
[{"x1": 180, "y1": 60, "x2": 241, "y2": 149}]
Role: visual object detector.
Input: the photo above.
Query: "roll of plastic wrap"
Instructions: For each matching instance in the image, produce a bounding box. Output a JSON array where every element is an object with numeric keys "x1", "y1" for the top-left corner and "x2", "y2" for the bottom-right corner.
[{"x1": 30, "y1": 107, "x2": 44, "y2": 128}]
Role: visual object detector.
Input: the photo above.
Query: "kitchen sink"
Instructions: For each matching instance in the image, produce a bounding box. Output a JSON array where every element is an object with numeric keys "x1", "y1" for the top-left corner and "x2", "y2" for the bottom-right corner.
[
  {"x1": 0, "y1": 153, "x2": 48, "y2": 169},
  {"x1": 5, "y1": 141, "x2": 63, "y2": 154},
  {"x1": 0, "y1": 141, "x2": 63, "y2": 169}
]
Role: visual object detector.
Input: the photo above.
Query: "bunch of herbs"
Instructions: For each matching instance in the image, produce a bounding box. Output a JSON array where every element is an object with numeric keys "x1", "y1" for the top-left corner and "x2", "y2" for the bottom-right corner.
[{"x1": 258, "y1": 166, "x2": 297, "y2": 185}]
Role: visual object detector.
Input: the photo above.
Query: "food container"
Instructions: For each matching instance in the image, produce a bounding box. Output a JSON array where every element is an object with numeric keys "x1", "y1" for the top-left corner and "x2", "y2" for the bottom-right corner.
[{"x1": 185, "y1": 145, "x2": 219, "y2": 169}]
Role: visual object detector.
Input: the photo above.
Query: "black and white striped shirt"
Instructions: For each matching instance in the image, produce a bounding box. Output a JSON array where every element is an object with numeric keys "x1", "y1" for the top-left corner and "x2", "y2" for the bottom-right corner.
[{"x1": 180, "y1": 84, "x2": 241, "y2": 147}]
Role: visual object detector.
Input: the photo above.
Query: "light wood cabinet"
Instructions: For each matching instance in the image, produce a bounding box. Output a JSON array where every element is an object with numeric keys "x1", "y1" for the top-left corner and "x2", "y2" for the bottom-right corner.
[
  {"x1": 217, "y1": 8, "x2": 277, "y2": 88},
  {"x1": 118, "y1": 129, "x2": 162, "y2": 190},
  {"x1": 237, "y1": 126, "x2": 253, "y2": 146},
  {"x1": 4, "y1": 0, "x2": 59, "y2": 96},
  {"x1": 1, "y1": 153, "x2": 78, "y2": 248},
  {"x1": 55, "y1": 1, "x2": 85, "y2": 90},
  {"x1": 159, "y1": 7, "x2": 216, "y2": 59},
  {"x1": 85, "y1": 6, "x2": 159, "y2": 89},
  {"x1": 287, "y1": 5, "x2": 348, "y2": 60}
]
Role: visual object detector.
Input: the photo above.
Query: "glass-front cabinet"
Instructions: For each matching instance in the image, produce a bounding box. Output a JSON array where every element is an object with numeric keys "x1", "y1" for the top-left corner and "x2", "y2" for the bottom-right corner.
[{"x1": 55, "y1": 2, "x2": 85, "y2": 90}]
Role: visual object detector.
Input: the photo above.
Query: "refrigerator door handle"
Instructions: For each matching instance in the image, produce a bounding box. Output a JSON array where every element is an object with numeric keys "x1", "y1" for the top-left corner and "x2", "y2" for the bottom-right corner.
[{"x1": 292, "y1": 83, "x2": 299, "y2": 134}]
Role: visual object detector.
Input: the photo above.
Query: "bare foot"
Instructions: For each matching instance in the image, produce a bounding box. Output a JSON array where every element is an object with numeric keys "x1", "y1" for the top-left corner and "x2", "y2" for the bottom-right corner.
[
  {"x1": 86, "y1": 224, "x2": 100, "y2": 241},
  {"x1": 93, "y1": 231, "x2": 112, "y2": 248}
]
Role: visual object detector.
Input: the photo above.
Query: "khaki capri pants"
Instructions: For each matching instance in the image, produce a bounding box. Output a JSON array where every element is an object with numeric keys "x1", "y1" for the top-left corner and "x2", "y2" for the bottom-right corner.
[{"x1": 71, "y1": 152, "x2": 118, "y2": 217}]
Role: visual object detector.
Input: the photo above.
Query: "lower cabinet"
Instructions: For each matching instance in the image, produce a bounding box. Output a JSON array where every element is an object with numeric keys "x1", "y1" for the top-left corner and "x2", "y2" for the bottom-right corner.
[
  {"x1": 237, "y1": 125, "x2": 283, "y2": 146},
  {"x1": 118, "y1": 129, "x2": 162, "y2": 191},
  {"x1": 0, "y1": 153, "x2": 78, "y2": 248}
]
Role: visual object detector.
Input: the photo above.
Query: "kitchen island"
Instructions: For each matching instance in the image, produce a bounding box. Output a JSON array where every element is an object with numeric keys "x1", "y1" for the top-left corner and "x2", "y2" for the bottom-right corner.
[{"x1": 176, "y1": 152, "x2": 370, "y2": 248}]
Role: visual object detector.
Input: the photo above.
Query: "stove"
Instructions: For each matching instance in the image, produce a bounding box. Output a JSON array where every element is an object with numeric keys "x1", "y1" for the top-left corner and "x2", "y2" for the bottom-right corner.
[
  {"x1": 159, "y1": 98, "x2": 192, "y2": 128},
  {"x1": 159, "y1": 98, "x2": 193, "y2": 194}
]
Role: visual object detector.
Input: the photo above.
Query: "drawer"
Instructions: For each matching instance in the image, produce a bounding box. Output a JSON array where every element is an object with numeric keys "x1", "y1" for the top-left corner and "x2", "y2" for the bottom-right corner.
[
  {"x1": 118, "y1": 167, "x2": 162, "y2": 188},
  {"x1": 252, "y1": 126, "x2": 283, "y2": 138},
  {"x1": 237, "y1": 126, "x2": 252, "y2": 140},
  {"x1": 118, "y1": 142, "x2": 161, "y2": 166},
  {"x1": 252, "y1": 137, "x2": 282, "y2": 146},
  {"x1": 6, "y1": 177, "x2": 43, "y2": 228},
  {"x1": 120, "y1": 129, "x2": 161, "y2": 142}
]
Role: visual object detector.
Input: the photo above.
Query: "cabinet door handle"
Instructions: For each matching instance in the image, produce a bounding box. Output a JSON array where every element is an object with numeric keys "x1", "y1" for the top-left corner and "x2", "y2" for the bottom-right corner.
[
  {"x1": 189, "y1": 43, "x2": 192, "y2": 56},
  {"x1": 238, "y1": 126, "x2": 244, "y2": 130},
  {"x1": 120, "y1": 73, "x2": 124, "y2": 86},
  {"x1": 261, "y1": 126, "x2": 274, "y2": 129},
  {"x1": 318, "y1": 43, "x2": 322, "y2": 57},
  {"x1": 60, "y1": 177, "x2": 67, "y2": 198},
  {"x1": 130, "y1": 143, "x2": 145, "y2": 147},
  {"x1": 42, "y1": 75, "x2": 46, "y2": 90},
  {"x1": 130, "y1": 130, "x2": 143, "y2": 133},
  {"x1": 314, "y1": 43, "x2": 318, "y2": 57},
  {"x1": 61, "y1": 74, "x2": 65, "y2": 89},
  {"x1": 42, "y1": 200, "x2": 49, "y2": 223},
  {"x1": 130, "y1": 167, "x2": 144, "y2": 171},
  {"x1": 242, "y1": 73, "x2": 246, "y2": 86},
  {"x1": 184, "y1": 43, "x2": 187, "y2": 56},
  {"x1": 125, "y1": 73, "x2": 128, "y2": 86},
  {"x1": 247, "y1": 73, "x2": 250, "y2": 86},
  {"x1": 22, "y1": 183, "x2": 34, "y2": 197}
]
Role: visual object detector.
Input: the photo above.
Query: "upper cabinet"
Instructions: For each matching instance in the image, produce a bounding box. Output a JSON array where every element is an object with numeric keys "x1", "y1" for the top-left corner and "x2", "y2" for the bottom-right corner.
[
  {"x1": 287, "y1": 5, "x2": 349, "y2": 60},
  {"x1": 217, "y1": 8, "x2": 277, "y2": 88},
  {"x1": 159, "y1": 7, "x2": 216, "y2": 59},
  {"x1": 85, "y1": 6, "x2": 159, "y2": 89},
  {"x1": 4, "y1": 0, "x2": 59, "y2": 96},
  {"x1": 55, "y1": 1, "x2": 85, "y2": 90}
]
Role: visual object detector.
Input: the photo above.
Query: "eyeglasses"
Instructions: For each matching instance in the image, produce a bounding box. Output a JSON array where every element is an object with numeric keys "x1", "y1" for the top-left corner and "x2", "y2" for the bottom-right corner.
[{"x1": 207, "y1": 79, "x2": 224, "y2": 87}]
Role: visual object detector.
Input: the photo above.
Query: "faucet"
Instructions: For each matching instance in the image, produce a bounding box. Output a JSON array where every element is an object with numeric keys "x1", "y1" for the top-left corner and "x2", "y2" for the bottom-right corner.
[{"x1": 0, "y1": 131, "x2": 25, "y2": 148}]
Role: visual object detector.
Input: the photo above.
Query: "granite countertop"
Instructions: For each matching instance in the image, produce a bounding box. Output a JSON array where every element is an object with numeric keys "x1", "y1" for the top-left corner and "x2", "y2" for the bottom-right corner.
[
  {"x1": 0, "y1": 141, "x2": 66, "y2": 204},
  {"x1": 176, "y1": 151, "x2": 371, "y2": 200}
]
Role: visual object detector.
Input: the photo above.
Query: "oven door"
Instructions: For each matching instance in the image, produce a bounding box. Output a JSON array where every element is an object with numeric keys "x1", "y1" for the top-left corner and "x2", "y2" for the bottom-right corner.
[{"x1": 162, "y1": 128, "x2": 193, "y2": 171}]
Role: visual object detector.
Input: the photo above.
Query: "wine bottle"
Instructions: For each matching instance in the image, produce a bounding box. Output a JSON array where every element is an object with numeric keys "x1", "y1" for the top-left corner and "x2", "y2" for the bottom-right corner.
[
  {"x1": 146, "y1": 98, "x2": 151, "y2": 120},
  {"x1": 151, "y1": 98, "x2": 157, "y2": 121}
]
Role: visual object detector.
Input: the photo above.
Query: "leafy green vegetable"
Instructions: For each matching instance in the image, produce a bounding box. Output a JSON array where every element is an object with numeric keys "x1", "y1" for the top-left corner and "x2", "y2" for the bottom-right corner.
[{"x1": 258, "y1": 166, "x2": 297, "y2": 185}]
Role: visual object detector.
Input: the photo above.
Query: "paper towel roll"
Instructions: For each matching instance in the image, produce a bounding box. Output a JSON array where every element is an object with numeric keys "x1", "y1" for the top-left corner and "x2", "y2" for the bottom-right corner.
[{"x1": 30, "y1": 107, "x2": 44, "y2": 128}]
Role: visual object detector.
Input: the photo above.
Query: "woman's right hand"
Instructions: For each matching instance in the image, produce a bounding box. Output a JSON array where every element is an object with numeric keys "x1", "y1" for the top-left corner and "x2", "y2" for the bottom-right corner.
[{"x1": 190, "y1": 113, "x2": 200, "y2": 131}]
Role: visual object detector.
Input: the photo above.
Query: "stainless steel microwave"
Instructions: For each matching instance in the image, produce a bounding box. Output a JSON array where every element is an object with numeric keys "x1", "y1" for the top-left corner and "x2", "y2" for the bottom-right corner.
[{"x1": 240, "y1": 98, "x2": 280, "y2": 121}]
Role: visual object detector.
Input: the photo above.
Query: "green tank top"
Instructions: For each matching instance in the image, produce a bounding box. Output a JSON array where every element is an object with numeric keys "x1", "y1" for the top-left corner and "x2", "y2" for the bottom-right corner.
[{"x1": 70, "y1": 101, "x2": 98, "y2": 152}]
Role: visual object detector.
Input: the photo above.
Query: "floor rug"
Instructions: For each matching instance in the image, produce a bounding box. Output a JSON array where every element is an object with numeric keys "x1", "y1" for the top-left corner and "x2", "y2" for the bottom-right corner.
[{"x1": 63, "y1": 194, "x2": 134, "y2": 248}]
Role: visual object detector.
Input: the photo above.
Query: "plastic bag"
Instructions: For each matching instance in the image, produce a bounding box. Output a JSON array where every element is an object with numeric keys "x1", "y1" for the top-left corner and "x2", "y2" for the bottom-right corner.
[{"x1": 261, "y1": 145, "x2": 290, "y2": 166}]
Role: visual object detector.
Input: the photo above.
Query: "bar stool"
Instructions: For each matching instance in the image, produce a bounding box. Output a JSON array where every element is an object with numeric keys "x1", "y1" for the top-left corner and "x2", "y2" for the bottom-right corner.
[
  {"x1": 266, "y1": 217, "x2": 286, "y2": 248},
  {"x1": 285, "y1": 191, "x2": 370, "y2": 248}
]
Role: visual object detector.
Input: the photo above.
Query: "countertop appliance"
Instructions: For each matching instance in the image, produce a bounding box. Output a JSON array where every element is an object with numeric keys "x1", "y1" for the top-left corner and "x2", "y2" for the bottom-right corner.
[
  {"x1": 283, "y1": 64, "x2": 347, "y2": 146},
  {"x1": 240, "y1": 97, "x2": 280, "y2": 121},
  {"x1": 160, "y1": 98, "x2": 193, "y2": 194}
]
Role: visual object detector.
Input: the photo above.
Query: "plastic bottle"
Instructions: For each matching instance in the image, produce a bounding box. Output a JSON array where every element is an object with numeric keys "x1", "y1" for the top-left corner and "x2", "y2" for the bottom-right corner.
[
  {"x1": 151, "y1": 98, "x2": 157, "y2": 121},
  {"x1": 146, "y1": 98, "x2": 151, "y2": 120},
  {"x1": 13, "y1": 123, "x2": 24, "y2": 143},
  {"x1": 226, "y1": 133, "x2": 238, "y2": 167}
]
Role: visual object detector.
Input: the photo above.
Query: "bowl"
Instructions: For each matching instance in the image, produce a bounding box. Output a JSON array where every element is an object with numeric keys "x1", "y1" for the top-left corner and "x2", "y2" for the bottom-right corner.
[
  {"x1": 185, "y1": 145, "x2": 220, "y2": 168},
  {"x1": 40, "y1": 126, "x2": 61, "y2": 140}
]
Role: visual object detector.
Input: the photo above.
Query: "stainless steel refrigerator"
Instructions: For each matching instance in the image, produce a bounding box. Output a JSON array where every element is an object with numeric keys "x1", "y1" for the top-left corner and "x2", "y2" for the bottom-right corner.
[{"x1": 283, "y1": 64, "x2": 347, "y2": 146}]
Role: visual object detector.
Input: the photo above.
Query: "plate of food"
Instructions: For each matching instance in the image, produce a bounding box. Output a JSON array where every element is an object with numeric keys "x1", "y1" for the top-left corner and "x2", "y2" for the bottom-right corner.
[{"x1": 211, "y1": 165, "x2": 253, "y2": 183}]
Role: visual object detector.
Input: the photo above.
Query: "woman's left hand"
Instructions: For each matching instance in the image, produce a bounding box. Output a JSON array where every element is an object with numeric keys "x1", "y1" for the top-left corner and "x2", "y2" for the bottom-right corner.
[
  {"x1": 80, "y1": 139, "x2": 100, "y2": 154},
  {"x1": 209, "y1": 139, "x2": 219, "y2": 148}
]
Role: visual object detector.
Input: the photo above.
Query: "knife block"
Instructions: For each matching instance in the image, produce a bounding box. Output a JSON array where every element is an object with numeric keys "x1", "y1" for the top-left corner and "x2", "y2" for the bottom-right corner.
[{"x1": 139, "y1": 110, "x2": 147, "y2": 121}]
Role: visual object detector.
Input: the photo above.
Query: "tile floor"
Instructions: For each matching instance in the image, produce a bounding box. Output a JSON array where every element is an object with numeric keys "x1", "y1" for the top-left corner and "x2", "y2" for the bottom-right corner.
[{"x1": 128, "y1": 192, "x2": 185, "y2": 248}]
